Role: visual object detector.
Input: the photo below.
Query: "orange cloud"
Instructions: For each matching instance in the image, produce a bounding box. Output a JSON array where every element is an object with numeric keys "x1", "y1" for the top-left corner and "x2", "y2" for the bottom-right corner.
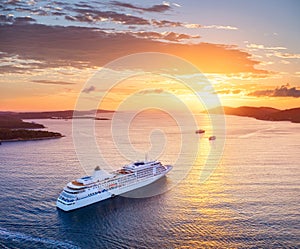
[
  {"x1": 0, "y1": 24, "x2": 268, "y2": 75},
  {"x1": 165, "y1": 43, "x2": 268, "y2": 74},
  {"x1": 248, "y1": 84, "x2": 300, "y2": 98}
]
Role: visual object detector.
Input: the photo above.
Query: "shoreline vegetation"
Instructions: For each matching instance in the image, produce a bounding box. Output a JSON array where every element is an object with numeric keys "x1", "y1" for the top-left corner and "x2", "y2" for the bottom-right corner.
[
  {"x1": 0, "y1": 115, "x2": 45, "y2": 129},
  {"x1": 207, "y1": 106, "x2": 300, "y2": 123},
  {"x1": 14, "y1": 109, "x2": 114, "y2": 119},
  {"x1": 0, "y1": 109, "x2": 113, "y2": 143},
  {"x1": 0, "y1": 129, "x2": 64, "y2": 142},
  {"x1": 0, "y1": 116, "x2": 64, "y2": 142}
]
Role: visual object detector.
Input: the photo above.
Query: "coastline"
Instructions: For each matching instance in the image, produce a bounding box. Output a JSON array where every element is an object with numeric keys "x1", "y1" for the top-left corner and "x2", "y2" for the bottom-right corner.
[
  {"x1": 0, "y1": 135, "x2": 65, "y2": 143},
  {"x1": 206, "y1": 106, "x2": 300, "y2": 124}
]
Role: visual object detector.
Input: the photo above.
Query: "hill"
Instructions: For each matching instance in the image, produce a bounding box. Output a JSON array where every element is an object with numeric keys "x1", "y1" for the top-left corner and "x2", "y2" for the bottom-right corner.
[
  {"x1": 0, "y1": 115, "x2": 45, "y2": 129},
  {"x1": 265, "y1": 108, "x2": 300, "y2": 123},
  {"x1": 0, "y1": 113, "x2": 62, "y2": 142},
  {"x1": 12, "y1": 109, "x2": 114, "y2": 119},
  {"x1": 208, "y1": 106, "x2": 300, "y2": 123},
  {"x1": 0, "y1": 128, "x2": 63, "y2": 142}
]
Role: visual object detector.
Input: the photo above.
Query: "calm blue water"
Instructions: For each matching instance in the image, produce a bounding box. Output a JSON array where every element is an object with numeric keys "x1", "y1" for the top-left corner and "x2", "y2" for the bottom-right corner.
[{"x1": 0, "y1": 113, "x2": 299, "y2": 248}]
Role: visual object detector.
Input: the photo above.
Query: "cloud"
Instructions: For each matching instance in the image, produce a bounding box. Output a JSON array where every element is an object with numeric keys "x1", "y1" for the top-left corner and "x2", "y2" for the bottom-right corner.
[
  {"x1": 1, "y1": 0, "x2": 239, "y2": 32},
  {"x1": 163, "y1": 32, "x2": 200, "y2": 41},
  {"x1": 0, "y1": 14, "x2": 14, "y2": 23},
  {"x1": 74, "y1": 3, "x2": 94, "y2": 9},
  {"x1": 202, "y1": 25, "x2": 238, "y2": 30},
  {"x1": 183, "y1": 24, "x2": 238, "y2": 30},
  {"x1": 0, "y1": 23, "x2": 269, "y2": 75},
  {"x1": 0, "y1": 14, "x2": 36, "y2": 23},
  {"x1": 0, "y1": 54, "x2": 46, "y2": 73},
  {"x1": 131, "y1": 31, "x2": 200, "y2": 42},
  {"x1": 31, "y1": 80, "x2": 76, "y2": 85},
  {"x1": 138, "y1": 89, "x2": 164, "y2": 95},
  {"x1": 59, "y1": 4, "x2": 239, "y2": 30},
  {"x1": 246, "y1": 43, "x2": 286, "y2": 50},
  {"x1": 66, "y1": 9, "x2": 184, "y2": 28},
  {"x1": 172, "y1": 3, "x2": 181, "y2": 7},
  {"x1": 4, "y1": 0, "x2": 22, "y2": 6},
  {"x1": 9, "y1": 6, "x2": 50, "y2": 16},
  {"x1": 0, "y1": 1, "x2": 66, "y2": 17},
  {"x1": 273, "y1": 52, "x2": 300, "y2": 59},
  {"x1": 151, "y1": 19, "x2": 182, "y2": 27},
  {"x1": 232, "y1": 89, "x2": 242, "y2": 94},
  {"x1": 249, "y1": 84, "x2": 300, "y2": 98},
  {"x1": 111, "y1": 1, "x2": 171, "y2": 12},
  {"x1": 68, "y1": 8, "x2": 150, "y2": 25},
  {"x1": 280, "y1": 60, "x2": 290, "y2": 65},
  {"x1": 183, "y1": 23, "x2": 201, "y2": 28},
  {"x1": 64, "y1": 15, "x2": 77, "y2": 21},
  {"x1": 82, "y1": 85, "x2": 96, "y2": 94},
  {"x1": 216, "y1": 89, "x2": 241, "y2": 95},
  {"x1": 52, "y1": 11, "x2": 66, "y2": 16},
  {"x1": 0, "y1": 65, "x2": 30, "y2": 74},
  {"x1": 14, "y1": 16, "x2": 36, "y2": 23}
]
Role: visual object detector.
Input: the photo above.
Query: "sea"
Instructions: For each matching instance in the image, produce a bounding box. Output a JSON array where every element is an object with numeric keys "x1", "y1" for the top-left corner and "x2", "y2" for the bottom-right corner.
[{"x1": 0, "y1": 112, "x2": 299, "y2": 248}]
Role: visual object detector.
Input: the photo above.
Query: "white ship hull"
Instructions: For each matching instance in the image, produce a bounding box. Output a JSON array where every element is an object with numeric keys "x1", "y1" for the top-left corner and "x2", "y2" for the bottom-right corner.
[{"x1": 56, "y1": 166, "x2": 171, "y2": 211}]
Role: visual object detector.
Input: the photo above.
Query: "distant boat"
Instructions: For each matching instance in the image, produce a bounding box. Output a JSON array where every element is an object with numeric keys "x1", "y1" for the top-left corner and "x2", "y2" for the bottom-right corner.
[
  {"x1": 209, "y1": 136, "x2": 216, "y2": 141},
  {"x1": 195, "y1": 129, "x2": 205, "y2": 134}
]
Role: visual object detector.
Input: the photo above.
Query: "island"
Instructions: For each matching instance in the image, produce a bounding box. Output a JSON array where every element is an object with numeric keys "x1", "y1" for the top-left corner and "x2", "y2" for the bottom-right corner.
[
  {"x1": 15, "y1": 109, "x2": 113, "y2": 119},
  {"x1": 0, "y1": 114, "x2": 63, "y2": 142},
  {"x1": 207, "y1": 106, "x2": 300, "y2": 123},
  {"x1": 0, "y1": 129, "x2": 63, "y2": 142},
  {"x1": 0, "y1": 109, "x2": 113, "y2": 143},
  {"x1": 0, "y1": 114, "x2": 45, "y2": 129}
]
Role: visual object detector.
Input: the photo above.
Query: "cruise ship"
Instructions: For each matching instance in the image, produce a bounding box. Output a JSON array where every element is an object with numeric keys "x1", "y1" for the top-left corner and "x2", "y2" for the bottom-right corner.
[{"x1": 56, "y1": 160, "x2": 172, "y2": 211}]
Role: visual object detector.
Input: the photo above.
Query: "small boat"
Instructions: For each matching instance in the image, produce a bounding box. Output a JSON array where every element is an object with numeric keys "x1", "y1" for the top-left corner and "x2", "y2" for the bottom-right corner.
[
  {"x1": 209, "y1": 136, "x2": 216, "y2": 141},
  {"x1": 195, "y1": 129, "x2": 205, "y2": 134}
]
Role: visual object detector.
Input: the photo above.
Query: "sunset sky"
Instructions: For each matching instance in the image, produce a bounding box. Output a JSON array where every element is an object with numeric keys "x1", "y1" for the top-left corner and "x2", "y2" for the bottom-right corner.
[{"x1": 0, "y1": 0, "x2": 299, "y2": 111}]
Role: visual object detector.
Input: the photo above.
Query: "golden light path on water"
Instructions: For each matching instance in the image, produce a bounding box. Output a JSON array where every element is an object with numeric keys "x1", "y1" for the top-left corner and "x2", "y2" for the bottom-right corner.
[
  {"x1": 97, "y1": 110, "x2": 240, "y2": 247},
  {"x1": 91, "y1": 109, "x2": 259, "y2": 247}
]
